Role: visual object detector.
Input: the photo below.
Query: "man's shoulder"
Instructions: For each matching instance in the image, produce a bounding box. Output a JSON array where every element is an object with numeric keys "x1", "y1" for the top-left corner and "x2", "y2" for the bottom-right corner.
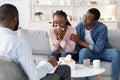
[
  {"x1": 0, "y1": 33, "x2": 27, "y2": 49},
  {"x1": 95, "y1": 22, "x2": 108, "y2": 30},
  {"x1": 6, "y1": 32, "x2": 28, "y2": 46},
  {"x1": 12, "y1": 35, "x2": 27, "y2": 46},
  {"x1": 97, "y1": 22, "x2": 107, "y2": 28}
]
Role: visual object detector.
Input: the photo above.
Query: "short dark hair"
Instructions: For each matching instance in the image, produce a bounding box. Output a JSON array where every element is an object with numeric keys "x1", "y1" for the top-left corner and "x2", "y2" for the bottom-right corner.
[
  {"x1": 88, "y1": 8, "x2": 100, "y2": 20},
  {"x1": 53, "y1": 10, "x2": 71, "y2": 26},
  {"x1": 0, "y1": 4, "x2": 18, "y2": 21}
]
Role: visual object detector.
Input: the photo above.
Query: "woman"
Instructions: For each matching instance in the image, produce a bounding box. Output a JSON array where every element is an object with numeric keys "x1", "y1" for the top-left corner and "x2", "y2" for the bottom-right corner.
[{"x1": 48, "y1": 10, "x2": 77, "y2": 61}]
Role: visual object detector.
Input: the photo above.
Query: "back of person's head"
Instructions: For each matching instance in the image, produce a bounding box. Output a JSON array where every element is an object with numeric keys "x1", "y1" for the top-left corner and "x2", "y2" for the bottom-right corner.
[
  {"x1": 0, "y1": 4, "x2": 18, "y2": 22},
  {"x1": 88, "y1": 8, "x2": 100, "y2": 20},
  {"x1": 0, "y1": 4, "x2": 19, "y2": 30},
  {"x1": 53, "y1": 10, "x2": 71, "y2": 26}
]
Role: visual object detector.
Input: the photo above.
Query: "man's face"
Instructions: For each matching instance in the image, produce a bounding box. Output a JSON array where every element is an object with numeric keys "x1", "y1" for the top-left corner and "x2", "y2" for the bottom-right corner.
[{"x1": 83, "y1": 12, "x2": 95, "y2": 29}]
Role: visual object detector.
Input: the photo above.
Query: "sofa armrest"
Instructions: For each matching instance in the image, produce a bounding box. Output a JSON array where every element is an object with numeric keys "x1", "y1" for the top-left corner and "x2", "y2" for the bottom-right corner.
[{"x1": 0, "y1": 56, "x2": 28, "y2": 80}]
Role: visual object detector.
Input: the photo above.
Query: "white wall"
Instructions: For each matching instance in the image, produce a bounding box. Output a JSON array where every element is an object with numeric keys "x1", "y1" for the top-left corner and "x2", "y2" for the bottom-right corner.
[
  {"x1": 0, "y1": 0, "x2": 30, "y2": 28},
  {"x1": 0, "y1": 0, "x2": 119, "y2": 29},
  {"x1": 117, "y1": 0, "x2": 120, "y2": 28}
]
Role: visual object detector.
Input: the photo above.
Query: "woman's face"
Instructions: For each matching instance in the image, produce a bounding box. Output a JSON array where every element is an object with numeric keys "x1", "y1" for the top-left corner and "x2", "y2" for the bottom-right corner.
[{"x1": 53, "y1": 15, "x2": 67, "y2": 28}]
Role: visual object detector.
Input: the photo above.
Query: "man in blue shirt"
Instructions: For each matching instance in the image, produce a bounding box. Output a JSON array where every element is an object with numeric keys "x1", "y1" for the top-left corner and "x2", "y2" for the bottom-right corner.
[{"x1": 70, "y1": 8, "x2": 120, "y2": 80}]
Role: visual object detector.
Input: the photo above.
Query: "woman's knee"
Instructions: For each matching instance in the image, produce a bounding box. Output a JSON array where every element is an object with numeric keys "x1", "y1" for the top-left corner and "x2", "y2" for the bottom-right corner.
[
  {"x1": 48, "y1": 52, "x2": 53, "y2": 58},
  {"x1": 79, "y1": 48, "x2": 91, "y2": 63},
  {"x1": 61, "y1": 52, "x2": 69, "y2": 57},
  {"x1": 48, "y1": 52, "x2": 60, "y2": 60}
]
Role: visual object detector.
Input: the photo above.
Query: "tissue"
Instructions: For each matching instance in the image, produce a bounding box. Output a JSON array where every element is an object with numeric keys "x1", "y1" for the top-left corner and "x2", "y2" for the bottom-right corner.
[
  {"x1": 65, "y1": 54, "x2": 71, "y2": 61},
  {"x1": 59, "y1": 54, "x2": 76, "y2": 69}
]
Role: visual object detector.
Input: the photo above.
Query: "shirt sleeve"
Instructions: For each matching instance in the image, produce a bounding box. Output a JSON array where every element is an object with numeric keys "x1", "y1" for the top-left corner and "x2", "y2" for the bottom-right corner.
[
  {"x1": 16, "y1": 39, "x2": 54, "y2": 80},
  {"x1": 36, "y1": 61, "x2": 54, "y2": 80},
  {"x1": 90, "y1": 26, "x2": 108, "y2": 53},
  {"x1": 59, "y1": 27, "x2": 77, "y2": 52},
  {"x1": 89, "y1": 44, "x2": 93, "y2": 50},
  {"x1": 48, "y1": 28, "x2": 60, "y2": 51}
]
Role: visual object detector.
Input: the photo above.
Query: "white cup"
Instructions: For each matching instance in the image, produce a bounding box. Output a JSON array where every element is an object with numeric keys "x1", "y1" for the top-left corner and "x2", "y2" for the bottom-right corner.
[
  {"x1": 83, "y1": 58, "x2": 90, "y2": 67},
  {"x1": 93, "y1": 60, "x2": 100, "y2": 69}
]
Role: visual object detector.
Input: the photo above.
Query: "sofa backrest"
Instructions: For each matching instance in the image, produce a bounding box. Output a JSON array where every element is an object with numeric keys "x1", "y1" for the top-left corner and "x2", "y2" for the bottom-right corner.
[
  {"x1": 17, "y1": 29, "x2": 51, "y2": 55},
  {"x1": 108, "y1": 30, "x2": 120, "y2": 51},
  {"x1": 17, "y1": 29, "x2": 120, "y2": 55}
]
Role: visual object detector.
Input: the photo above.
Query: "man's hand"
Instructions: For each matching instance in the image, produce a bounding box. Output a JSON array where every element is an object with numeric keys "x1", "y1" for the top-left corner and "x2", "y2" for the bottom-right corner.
[
  {"x1": 48, "y1": 56, "x2": 58, "y2": 67},
  {"x1": 70, "y1": 34, "x2": 80, "y2": 43},
  {"x1": 53, "y1": 28, "x2": 59, "y2": 40},
  {"x1": 70, "y1": 34, "x2": 89, "y2": 48}
]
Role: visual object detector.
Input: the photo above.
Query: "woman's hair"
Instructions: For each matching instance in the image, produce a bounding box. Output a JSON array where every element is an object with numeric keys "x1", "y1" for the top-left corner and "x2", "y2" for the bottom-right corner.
[{"x1": 53, "y1": 10, "x2": 71, "y2": 27}]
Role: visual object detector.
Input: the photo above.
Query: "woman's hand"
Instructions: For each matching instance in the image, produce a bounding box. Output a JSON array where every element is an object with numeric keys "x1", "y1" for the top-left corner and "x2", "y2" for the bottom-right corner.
[
  {"x1": 53, "y1": 28, "x2": 59, "y2": 40},
  {"x1": 54, "y1": 27, "x2": 66, "y2": 40}
]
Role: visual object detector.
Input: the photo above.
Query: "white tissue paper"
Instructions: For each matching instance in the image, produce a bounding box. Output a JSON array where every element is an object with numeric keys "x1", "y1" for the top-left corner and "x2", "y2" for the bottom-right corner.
[
  {"x1": 59, "y1": 54, "x2": 76, "y2": 69},
  {"x1": 65, "y1": 54, "x2": 71, "y2": 61}
]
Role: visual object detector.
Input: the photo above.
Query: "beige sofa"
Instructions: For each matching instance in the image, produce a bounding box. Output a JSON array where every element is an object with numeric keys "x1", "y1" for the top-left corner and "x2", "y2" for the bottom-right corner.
[{"x1": 17, "y1": 29, "x2": 120, "y2": 80}]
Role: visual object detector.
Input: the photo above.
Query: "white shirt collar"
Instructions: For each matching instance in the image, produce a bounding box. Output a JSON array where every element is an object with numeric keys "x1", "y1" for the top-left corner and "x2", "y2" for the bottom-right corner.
[
  {"x1": 0, "y1": 26, "x2": 16, "y2": 36},
  {"x1": 85, "y1": 28, "x2": 92, "y2": 32}
]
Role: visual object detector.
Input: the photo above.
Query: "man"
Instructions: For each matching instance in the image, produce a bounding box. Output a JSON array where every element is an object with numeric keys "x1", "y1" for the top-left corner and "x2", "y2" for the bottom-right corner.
[
  {"x1": 70, "y1": 8, "x2": 120, "y2": 80},
  {"x1": 0, "y1": 4, "x2": 71, "y2": 80}
]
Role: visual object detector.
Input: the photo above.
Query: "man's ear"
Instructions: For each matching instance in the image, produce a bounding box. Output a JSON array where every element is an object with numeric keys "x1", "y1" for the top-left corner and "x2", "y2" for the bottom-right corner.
[
  {"x1": 13, "y1": 16, "x2": 17, "y2": 23},
  {"x1": 10, "y1": 16, "x2": 18, "y2": 30}
]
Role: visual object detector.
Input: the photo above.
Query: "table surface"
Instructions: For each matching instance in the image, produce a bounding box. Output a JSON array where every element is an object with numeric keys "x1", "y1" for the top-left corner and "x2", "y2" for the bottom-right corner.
[{"x1": 71, "y1": 64, "x2": 105, "y2": 78}]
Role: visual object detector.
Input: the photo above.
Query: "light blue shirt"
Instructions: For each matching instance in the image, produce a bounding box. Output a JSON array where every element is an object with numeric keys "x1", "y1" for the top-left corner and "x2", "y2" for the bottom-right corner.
[{"x1": 0, "y1": 27, "x2": 54, "y2": 80}]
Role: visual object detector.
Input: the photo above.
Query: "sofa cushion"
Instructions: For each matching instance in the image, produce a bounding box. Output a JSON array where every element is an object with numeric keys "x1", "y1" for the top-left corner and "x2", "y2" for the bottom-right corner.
[
  {"x1": 0, "y1": 56, "x2": 28, "y2": 80},
  {"x1": 17, "y1": 29, "x2": 51, "y2": 55},
  {"x1": 100, "y1": 61, "x2": 112, "y2": 76},
  {"x1": 108, "y1": 30, "x2": 120, "y2": 51}
]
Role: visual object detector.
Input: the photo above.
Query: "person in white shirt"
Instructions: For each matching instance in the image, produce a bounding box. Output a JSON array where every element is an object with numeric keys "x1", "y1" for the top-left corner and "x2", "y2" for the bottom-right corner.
[{"x1": 0, "y1": 4, "x2": 71, "y2": 80}]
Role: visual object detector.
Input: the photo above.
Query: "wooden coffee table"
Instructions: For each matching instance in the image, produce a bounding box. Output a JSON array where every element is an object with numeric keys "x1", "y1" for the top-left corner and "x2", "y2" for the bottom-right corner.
[{"x1": 71, "y1": 64, "x2": 105, "y2": 80}]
